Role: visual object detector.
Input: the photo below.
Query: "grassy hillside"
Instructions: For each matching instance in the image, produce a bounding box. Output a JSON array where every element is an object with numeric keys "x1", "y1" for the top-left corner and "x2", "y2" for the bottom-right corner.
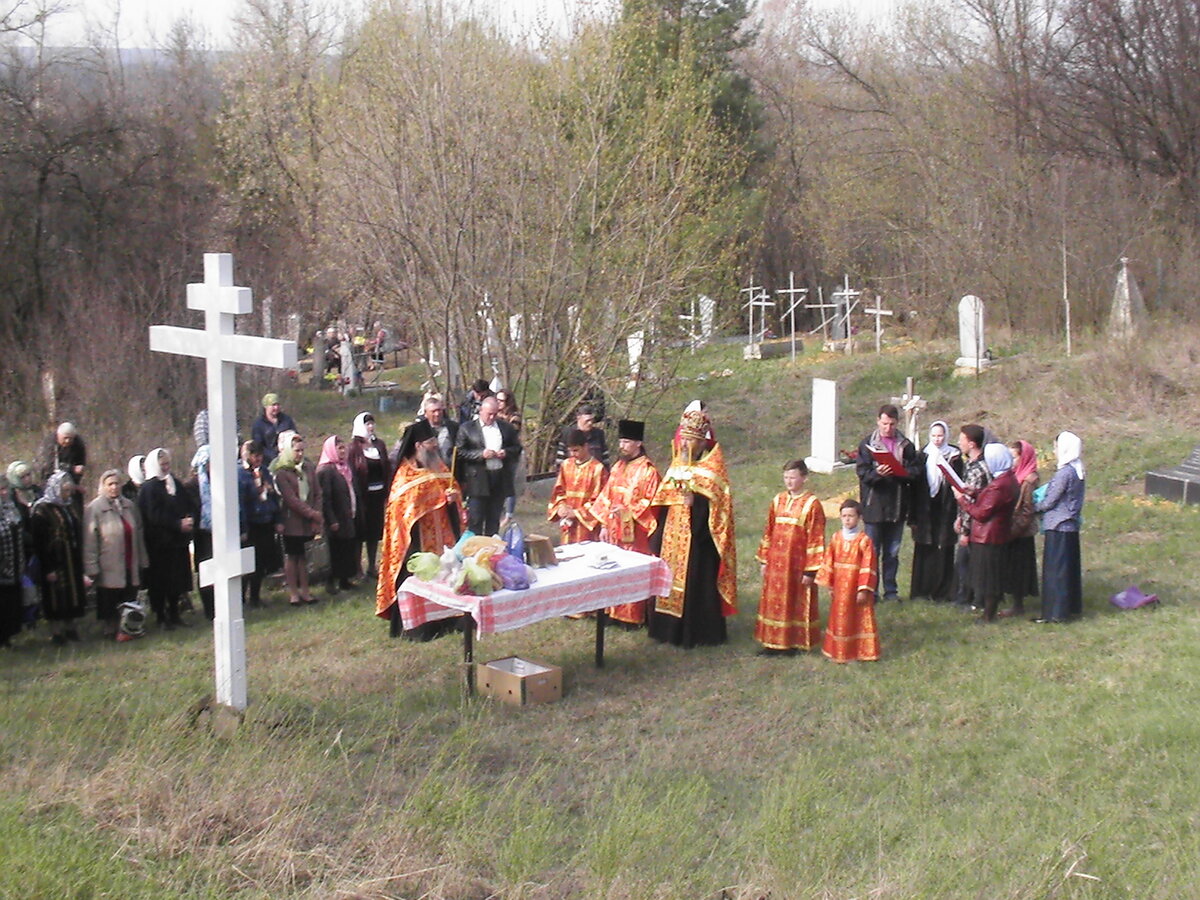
[{"x1": 2, "y1": 329, "x2": 1198, "y2": 899}]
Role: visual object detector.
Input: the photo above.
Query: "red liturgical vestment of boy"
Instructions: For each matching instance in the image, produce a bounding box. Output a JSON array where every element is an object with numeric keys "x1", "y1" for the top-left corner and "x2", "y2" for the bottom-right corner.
[
  {"x1": 817, "y1": 529, "x2": 881, "y2": 662},
  {"x1": 754, "y1": 491, "x2": 826, "y2": 650}
]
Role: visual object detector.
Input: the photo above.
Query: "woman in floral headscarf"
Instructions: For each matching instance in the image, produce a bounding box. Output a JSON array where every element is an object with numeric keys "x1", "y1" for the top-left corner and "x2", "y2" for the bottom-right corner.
[
  {"x1": 31, "y1": 471, "x2": 86, "y2": 644},
  {"x1": 274, "y1": 433, "x2": 323, "y2": 606}
]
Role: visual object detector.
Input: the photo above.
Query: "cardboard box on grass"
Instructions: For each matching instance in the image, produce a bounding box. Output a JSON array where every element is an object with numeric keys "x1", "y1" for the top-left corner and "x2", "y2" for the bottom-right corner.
[{"x1": 477, "y1": 656, "x2": 563, "y2": 706}]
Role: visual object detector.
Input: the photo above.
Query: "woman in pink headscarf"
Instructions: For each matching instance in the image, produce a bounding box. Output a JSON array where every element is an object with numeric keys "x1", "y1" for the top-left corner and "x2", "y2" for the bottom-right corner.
[
  {"x1": 1002, "y1": 439, "x2": 1040, "y2": 617},
  {"x1": 317, "y1": 435, "x2": 358, "y2": 595}
]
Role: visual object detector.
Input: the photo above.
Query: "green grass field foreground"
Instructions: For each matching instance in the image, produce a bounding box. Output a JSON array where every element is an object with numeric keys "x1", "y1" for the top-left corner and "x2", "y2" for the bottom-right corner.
[{"x1": 4, "y1": 331, "x2": 1200, "y2": 899}]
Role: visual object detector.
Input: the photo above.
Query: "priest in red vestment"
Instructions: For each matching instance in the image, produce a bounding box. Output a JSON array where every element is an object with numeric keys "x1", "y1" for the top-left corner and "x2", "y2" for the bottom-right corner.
[
  {"x1": 376, "y1": 420, "x2": 463, "y2": 640},
  {"x1": 588, "y1": 419, "x2": 661, "y2": 625},
  {"x1": 648, "y1": 409, "x2": 737, "y2": 647}
]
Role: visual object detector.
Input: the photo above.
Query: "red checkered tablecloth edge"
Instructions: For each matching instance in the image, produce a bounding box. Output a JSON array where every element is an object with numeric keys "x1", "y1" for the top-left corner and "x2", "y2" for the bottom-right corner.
[{"x1": 394, "y1": 548, "x2": 671, "y2": 635}]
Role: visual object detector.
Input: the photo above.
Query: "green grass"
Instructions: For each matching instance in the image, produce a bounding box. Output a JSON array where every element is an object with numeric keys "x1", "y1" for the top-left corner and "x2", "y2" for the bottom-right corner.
[{"x1": 3, "y1": 331, "x2": 1200, "y2": 898}]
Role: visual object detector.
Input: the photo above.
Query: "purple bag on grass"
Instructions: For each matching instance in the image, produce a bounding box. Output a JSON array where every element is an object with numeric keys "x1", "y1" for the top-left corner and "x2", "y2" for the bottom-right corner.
[{"x1": 1110, "y1": 585, "x2": 1158, "y2": 610}]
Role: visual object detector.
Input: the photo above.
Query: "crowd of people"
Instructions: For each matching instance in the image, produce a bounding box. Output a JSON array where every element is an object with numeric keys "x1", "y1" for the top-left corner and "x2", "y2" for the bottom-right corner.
[
  {"x1": 376, "y1": 393, "x2": 1086, "y2": 662},
  {"x1": 2, "y1": 385, "x2": 1086, "y2": 662}
]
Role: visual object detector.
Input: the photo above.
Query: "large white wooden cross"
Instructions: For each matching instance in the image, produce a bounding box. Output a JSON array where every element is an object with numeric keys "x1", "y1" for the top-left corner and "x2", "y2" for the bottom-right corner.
[{"x1": 149, "y1": 253, "x2": 297, "y2": 711}]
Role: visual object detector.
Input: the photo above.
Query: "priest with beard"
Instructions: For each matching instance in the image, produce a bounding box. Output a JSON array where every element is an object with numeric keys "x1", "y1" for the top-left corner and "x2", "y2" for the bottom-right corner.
[
  {"x1": 587, "y1": 419, "x2": 661, "y2": 626},
  {"x1": 375, "y1": 419, "x2": 465, "y2": 641},
  {"x1": 648, "y1": 408, "x2": 737, "y2": 647}
]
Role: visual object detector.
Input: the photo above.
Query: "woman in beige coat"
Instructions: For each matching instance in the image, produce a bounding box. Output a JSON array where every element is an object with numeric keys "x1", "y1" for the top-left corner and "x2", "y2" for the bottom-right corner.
[{"x1": 83, "y1": 468, "x2": 148, "y2": 639}]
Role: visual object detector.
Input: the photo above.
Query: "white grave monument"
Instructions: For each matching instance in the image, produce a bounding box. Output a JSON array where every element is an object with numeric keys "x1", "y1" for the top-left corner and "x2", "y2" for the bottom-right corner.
[
  {"x1": 1109, "y1": 257, "x2": 1146, "y2": 340},
  {"x1": 806, "y1": 377, "x2": 842, "y2": 474},
  {"x1": 626, "y1": 330, "x2": 644, "y2": 388},
  {"x1": 955, "y1": 294, "x2": 989, "y2": 370},
  {"x1": 698, "y1": 295, "x2": 716, "y2": 341},
  {"x1": 149, "y1": 253, "x2": 297, "y2": 712}
]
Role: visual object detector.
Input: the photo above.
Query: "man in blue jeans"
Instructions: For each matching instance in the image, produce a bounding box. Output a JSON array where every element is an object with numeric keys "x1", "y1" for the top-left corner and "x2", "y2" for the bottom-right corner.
[{"x1": 856, "y1": 404, "x2": 920, "y2": 602}]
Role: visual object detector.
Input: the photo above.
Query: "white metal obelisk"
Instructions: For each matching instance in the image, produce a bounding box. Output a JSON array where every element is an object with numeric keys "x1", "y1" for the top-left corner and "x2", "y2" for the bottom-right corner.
[{"x1": 150, "y1": 253, "x2": 297, "y2": 710}]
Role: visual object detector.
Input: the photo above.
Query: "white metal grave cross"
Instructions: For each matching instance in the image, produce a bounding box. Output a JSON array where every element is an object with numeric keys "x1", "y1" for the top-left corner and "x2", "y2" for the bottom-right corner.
[
  {"x1": 149, "y1": 253, "x2": 297, "y2": 711},
  {"x1": 830, "y1": 275, "x2": 862, "y2": 354},
  {"x1": 740, "y1": 281, "x2": 774, "y2": 347},
  {"x1": 775, "y1": 271, "x2": 808, "y2": 363},
  {"x1": 804, "y1": 286, "x2": 838, "y2": 343},
  {"x1": 679, "y1": 296, "x2": 698, "y2": 353},
  {"x1": 863, "y1": 296, "x2": 894, "y2": 353}
]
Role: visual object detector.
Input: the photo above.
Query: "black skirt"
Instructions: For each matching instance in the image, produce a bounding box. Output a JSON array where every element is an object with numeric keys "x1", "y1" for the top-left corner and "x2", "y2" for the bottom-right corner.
[
  {"x1": 911, "y1": 542, "x2": 956, "y2": 601},
  {"x1": 1042, "y1": 530, "x2": 1082, "y2": 620},
  {"x1": 967, "y1": 542, "x2": 1007, "y2": 601},
  {"x1": 1004, "y1": 535, "x2": 1039, "y2": 599}
]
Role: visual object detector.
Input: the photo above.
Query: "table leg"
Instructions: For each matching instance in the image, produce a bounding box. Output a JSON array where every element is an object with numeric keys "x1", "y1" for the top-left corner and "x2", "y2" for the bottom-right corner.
[
  {"x1": 594, "y1": 607, "x2": 606, "y2": 668},
  {"x1": 463, "y1": 615, "x2": 476, "y2": 696}
]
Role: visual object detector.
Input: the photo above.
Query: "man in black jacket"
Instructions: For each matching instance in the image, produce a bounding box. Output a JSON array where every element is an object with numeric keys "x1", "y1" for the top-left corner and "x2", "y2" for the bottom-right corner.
[
  {"x1": 856, "y1": 404, "x2": 921, "y2": 602},
  {"x1": 455, "y1": 397, "x2": 521, "y2": 535}
]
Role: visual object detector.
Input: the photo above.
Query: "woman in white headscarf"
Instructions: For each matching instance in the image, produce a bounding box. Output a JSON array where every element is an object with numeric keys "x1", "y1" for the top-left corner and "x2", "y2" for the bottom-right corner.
[
  {"x1": 122, "y1": 454, "x2": 146, "y2": 502},
  {"x1": 952, "y1": 443, "x2": 1018, "y2": 622},
  {"x1": 31, "y1": 471, "x2": 86, "y2": 643},
  {"x1": 909, "y1": 421, "x2": 963, "y2": 602},
  {"x1": 136, "y1": 448, "x2": 197, "y2": 630},
  {"x1": 346, "y1": 412, "x2": 390, "y2": 578},
  {"x1": 1033, "y1": 431, "x2": 1085, "y2": 623}
]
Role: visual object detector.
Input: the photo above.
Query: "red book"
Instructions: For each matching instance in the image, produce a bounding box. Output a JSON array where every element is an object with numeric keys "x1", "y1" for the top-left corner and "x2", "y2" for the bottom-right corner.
[{"x1": 869, "y1": 446, "x2": 904, "y2": 474}]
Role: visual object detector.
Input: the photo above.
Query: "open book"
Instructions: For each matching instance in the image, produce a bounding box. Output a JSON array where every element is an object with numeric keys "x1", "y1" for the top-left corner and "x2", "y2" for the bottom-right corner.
[{"x1": 934, "y1": 453, "x2": 967, "y2": 491}]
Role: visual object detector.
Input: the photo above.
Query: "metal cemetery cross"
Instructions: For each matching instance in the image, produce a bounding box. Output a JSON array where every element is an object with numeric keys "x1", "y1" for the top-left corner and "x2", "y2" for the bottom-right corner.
[
  {"x1": 149, "y1": 253, "x2": 298, "y2": 711},
  {"x1": 740, "y1": 280, "x2": 774, "y2": 348},
  {"x1": 830, "y1": 276, "x2": 862, "y2": 354},
  {"x1": 864, "y1": 297, "x2": 894, "y2": 353},
  {"x1": 804, "y1": 286, "x2": 838, "y2": 343},
  {"x1": 776, "y1": 271, "x2": 808, "y2": 363}
]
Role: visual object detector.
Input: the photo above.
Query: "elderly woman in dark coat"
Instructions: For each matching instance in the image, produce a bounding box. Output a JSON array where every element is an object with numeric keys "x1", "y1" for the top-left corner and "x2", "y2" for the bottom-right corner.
[
  {"x1": 317, "y1": 434, "x2": 358, "y2": 594},
  {"x1": 137, "y1": 448, "x2": 197, "y2": 630},
  {"x1": 83, "y1": 469, "x2": 149, "y2": 639},
  {"x1": 909, "y1": 420, "x2": 963, "y2": 602},
  {"x1": 0, "y1": 478, "x2": 27, "y2": 647},
  {"x1": 31, "y1": 471, "x2": 86, "y2": 644},
  {"x1": 347, "y1": 412, "x2": 390, "y2": 578}
]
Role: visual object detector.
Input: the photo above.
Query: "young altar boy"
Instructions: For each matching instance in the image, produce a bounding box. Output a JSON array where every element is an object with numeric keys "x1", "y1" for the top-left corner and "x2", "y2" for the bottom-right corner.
[
  {"x1": 817, "y1": 498, "x2": 881, "y2": 662},
  {"x1": 547, "y1": 429, "x2": 608, "y2": 544},
  {"x1": 754, "y1": 459, "x2": 826, "y2": 652}
]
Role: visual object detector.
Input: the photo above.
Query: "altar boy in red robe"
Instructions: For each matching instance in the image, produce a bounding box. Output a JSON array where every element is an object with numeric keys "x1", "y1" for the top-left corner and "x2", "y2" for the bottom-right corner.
[
  {"x1": 754, "y1": 459, "x2": 826, "y2": 652},
  {"x1": 547, "y1": 429, "x2": 607, "y2": 544},
  {"x1": 817, "y1": 498, "x2": 881, "y2": 662}
]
